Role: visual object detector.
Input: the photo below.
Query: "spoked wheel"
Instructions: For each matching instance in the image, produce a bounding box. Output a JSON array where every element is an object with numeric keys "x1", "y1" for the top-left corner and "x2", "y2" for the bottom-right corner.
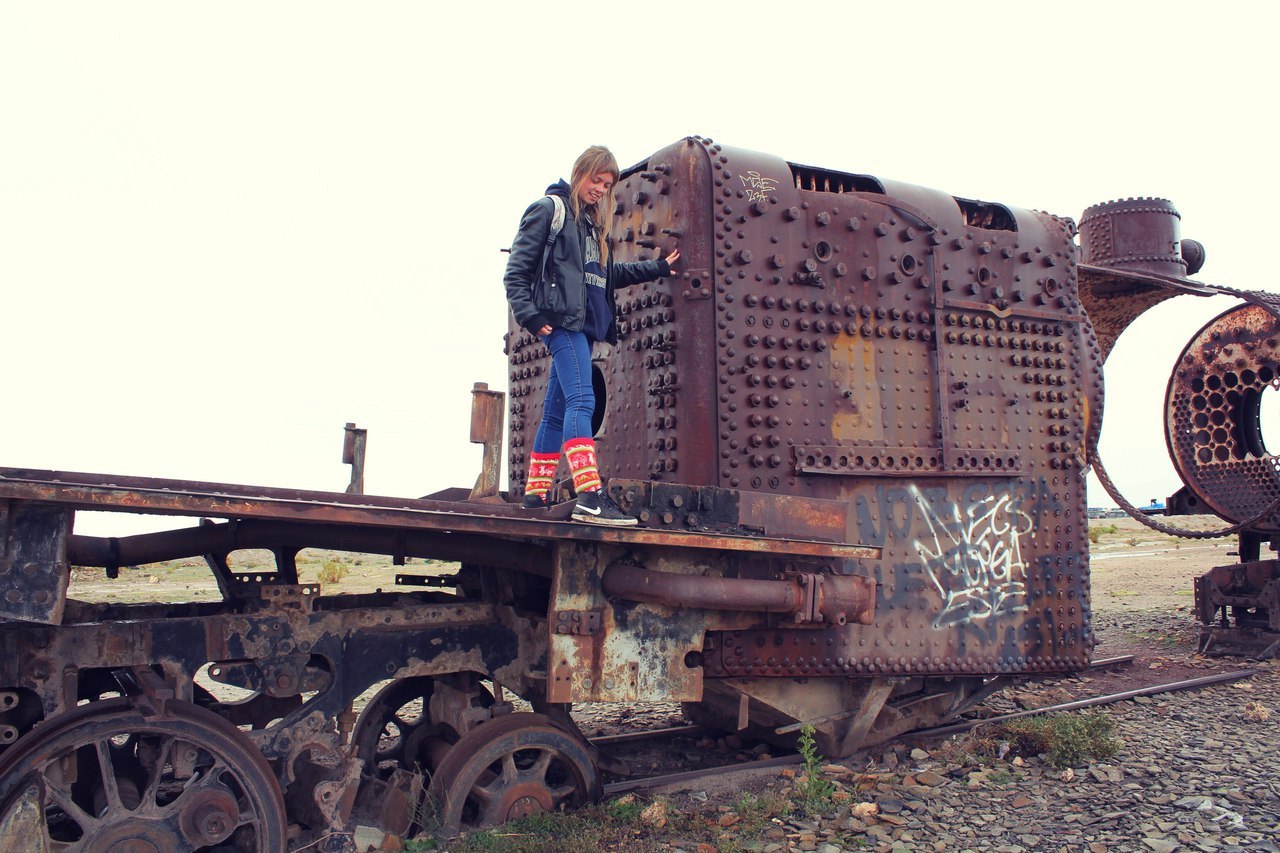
[
  {"x1": 427, "y1": 712, "x2": 600, "y2": 834},
  {"x1": 0, "y1": 698, "x2": 287, "y2": 852},
  {"x1": 351, "y1": 675, "x2": 491, "y2": 780}
]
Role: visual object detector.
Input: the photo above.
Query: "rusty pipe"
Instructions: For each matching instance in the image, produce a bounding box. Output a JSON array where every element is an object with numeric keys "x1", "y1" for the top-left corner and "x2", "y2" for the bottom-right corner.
[
  {"x1": 600, "y1": 563, "x2": 875, "y2": 625},
  {"x1": 68, "y1": 519, "x2": 552, "y2": 577},
  {"x1": 602, "y1": 562, "x2": 802, "y2": 612}
]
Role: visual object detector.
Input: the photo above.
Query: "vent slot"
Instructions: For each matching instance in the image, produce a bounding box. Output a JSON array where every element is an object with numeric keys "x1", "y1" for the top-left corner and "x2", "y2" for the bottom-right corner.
[
  {"x1": 954, "y1": 196, "x2": 1017, "y2": 231},
  {"x1": 788, "y1": 162, "x2": 885, "y2": 195},
  {"x1": 620, "y1": 159, "x2": 649, "y2": 181}
]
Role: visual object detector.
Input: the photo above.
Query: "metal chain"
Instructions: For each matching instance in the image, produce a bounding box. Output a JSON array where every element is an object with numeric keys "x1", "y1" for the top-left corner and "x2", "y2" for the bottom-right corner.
[
  {"x1": 1088, "y1": 444, "x2": 1280, "y2": 539},
  {"x1": 1087, "y1": 284, "x2": 1280, "y2": 539}
]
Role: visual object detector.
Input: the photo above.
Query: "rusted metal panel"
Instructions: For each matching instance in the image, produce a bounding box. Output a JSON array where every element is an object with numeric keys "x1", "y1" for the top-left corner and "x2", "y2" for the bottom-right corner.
[
  {"x1": 0, "y1": 502, "x2": 71, "y2": 625},
  {"x1": 734, "y1": 488, "x2": 848, "y2": 542},
  {"x1": 548, "y1": 541, "x2": 705, "y2": 704},
  {"x1": 610, "y1": 479, "x2": 849, "y2": 543}
]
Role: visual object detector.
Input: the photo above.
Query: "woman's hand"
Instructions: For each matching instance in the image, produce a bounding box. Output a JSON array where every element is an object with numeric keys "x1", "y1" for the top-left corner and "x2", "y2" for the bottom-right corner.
[
  {"x1": 537, "y1": 325, "x2": 553, "y2": 337},
  {"x1": 664, "y1": 248, "x2": 681, "y2": 270}
]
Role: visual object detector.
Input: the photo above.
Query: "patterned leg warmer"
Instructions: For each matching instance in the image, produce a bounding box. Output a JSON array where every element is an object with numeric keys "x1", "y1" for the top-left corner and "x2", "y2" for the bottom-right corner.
[
  {"x1": 524, "y1": 451, "x2": 560, "y2": 500},
  {"x1": 564, "y1": 438, "x2": 602, "y2": 494}
]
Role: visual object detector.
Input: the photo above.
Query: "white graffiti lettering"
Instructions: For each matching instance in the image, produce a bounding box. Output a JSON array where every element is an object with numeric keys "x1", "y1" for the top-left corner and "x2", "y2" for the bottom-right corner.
[
  {"x1": 739, "y1": 171, "x2": 778, "y2": 204},
  {"x1": 911, "y1": 485, "x2": 1034, "y2": 629}
]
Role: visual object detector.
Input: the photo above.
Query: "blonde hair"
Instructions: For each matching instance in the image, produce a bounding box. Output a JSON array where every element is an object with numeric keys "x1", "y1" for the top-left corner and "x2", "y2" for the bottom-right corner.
[{"x1": 569, "y1": 145, "x2": 619, "y2": 261}]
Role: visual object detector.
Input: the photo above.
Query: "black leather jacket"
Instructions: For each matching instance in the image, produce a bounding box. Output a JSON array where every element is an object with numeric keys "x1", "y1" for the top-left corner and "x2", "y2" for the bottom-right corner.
[{"x1": 503, "y1": 180, "x2": 670, "y2": 344}]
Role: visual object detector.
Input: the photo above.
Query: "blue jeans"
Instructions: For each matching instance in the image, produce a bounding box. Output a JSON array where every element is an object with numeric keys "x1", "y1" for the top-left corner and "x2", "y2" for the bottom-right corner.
[{"x1": 533, "y1": 328, "x2": 595, "y2": 453}]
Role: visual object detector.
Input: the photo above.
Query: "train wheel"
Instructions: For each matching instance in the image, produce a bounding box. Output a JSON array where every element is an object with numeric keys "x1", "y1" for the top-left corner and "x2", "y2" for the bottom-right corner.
[
  {"x1": 427, "y1": 712, "x2": 600, "y2": 833},
  {"x1": 0, "y1": 697, "x2": 287, "y2": 852},
  {"x1": 351, "y1": 677, "x2": 441, "y2": 780},
  {"x1": 351, "y1": 674, "x2": 492, "y2": 780}
]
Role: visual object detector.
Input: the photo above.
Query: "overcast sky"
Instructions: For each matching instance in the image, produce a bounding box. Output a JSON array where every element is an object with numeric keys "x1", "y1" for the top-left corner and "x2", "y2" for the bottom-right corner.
[{"x1": 3, "y1": 2, "x2": 1275, "y2": 535}]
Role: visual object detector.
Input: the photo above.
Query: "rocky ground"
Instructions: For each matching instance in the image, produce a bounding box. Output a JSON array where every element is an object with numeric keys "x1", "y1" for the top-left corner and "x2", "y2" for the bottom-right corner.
[
  {"x1": 625, "y1": 608, "x2": 1279, "y2": 853},
  {"x1": 608, "y1": 517, "x2": 1280, "y2": 853}
]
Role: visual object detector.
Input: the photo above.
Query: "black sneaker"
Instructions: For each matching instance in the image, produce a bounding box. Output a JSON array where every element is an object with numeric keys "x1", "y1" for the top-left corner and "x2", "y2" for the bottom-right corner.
[
  {"x1": 522, "y1": 491, "x2": 550, "y2": 510},
  {"x1": 571, "y1": 489, "x2": 637, "y2": 527}
]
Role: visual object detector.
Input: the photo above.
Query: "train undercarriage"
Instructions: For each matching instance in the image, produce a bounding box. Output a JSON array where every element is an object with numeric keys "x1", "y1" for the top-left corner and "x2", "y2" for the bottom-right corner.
[{"x1": 0, "y1": 399, "x2": 1013, "y2": 849}]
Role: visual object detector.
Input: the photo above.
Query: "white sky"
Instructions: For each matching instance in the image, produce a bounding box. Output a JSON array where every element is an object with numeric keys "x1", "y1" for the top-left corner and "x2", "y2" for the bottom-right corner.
[{"x1": 3, "y1": 2, "x2": 1275, "y2": 535}]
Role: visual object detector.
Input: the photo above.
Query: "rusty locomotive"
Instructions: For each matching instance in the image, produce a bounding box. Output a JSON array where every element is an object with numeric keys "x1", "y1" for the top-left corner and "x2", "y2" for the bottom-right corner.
[{"x1": 1, "y1": 135, "x2": 1276, "y2": 850}]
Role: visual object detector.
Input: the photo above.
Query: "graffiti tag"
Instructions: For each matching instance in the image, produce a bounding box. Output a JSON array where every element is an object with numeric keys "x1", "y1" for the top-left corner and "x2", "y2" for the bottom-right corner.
[
  {"x1": 911, "y1": 485, "x2": 1034, "y2": 629},
  {"x1": 740, "y1": 171, "x2": 779, "y2": 203}
]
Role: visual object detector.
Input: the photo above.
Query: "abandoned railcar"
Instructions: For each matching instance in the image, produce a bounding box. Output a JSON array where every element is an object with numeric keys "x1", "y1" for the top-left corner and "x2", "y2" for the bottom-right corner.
[{"x1": 0, "y1": 136, "x2": 1274, "y2": 850}]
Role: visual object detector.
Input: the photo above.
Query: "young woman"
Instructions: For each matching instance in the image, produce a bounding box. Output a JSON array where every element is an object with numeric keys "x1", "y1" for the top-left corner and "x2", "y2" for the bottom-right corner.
[{"x1": 503, "y1": 145, "x2": 680, "y2": 526}]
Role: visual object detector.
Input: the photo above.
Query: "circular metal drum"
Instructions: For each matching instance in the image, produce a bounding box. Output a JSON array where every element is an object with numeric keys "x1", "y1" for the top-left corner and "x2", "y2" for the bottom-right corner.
[{"x1": 1166, "y1": 303, "x2": 1280, "y2": 527}]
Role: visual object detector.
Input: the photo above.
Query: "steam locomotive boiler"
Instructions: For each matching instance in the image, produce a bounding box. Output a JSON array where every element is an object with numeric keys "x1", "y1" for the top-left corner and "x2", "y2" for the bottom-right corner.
[
  {"x1": 506, "y1": 136, "x2": 1104, "y2": 751},
  {"x1": 0, "y1": 136, "x2": 1273, "y2": 849}
]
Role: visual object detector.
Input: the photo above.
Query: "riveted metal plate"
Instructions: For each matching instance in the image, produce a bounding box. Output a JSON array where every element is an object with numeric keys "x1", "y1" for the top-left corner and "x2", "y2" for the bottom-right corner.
[
  {"x1": 0, "y1": 502, "x2": 72, "y2": 624},
  {"x1": 507, "y1": 137, "x2": 1094, "y2": 676}
]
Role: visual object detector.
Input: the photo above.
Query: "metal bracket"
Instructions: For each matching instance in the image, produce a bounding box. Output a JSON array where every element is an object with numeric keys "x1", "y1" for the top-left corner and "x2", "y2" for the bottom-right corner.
[
  {"x1": 0, "y1": 502, "x2": 72, "y2": 625},
  {"x1": 469, "y1": 382, "x2": 506, "y2": 500},
  {"x1": 253, "y1": 584, "x2": 319, "y2": 613},
  {"x1": 117, "y1": 666, "x2": 174, "y2": 719},
  {"x1": 394, "y1": 573, "x2": 459, "y2": 589},
  {"x1": 679, "y1": 270, "x2": 713, "y2": 301},
  {"x1": 551, "y1": 609, "x2": 603, "y2": 636}
]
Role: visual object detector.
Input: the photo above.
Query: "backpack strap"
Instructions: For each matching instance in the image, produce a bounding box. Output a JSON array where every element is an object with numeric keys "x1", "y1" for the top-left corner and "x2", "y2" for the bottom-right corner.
[
  {"x1": 538, "y1": 194, "x2": 566, "y2": 282},
  {"x1": 545, "y1": 194, "x2": 566, "y2": 246}
]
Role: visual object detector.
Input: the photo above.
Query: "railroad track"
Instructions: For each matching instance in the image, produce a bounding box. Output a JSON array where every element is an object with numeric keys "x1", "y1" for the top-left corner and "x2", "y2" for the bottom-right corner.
[{"x1": 599, "y1": 661, "x2": 1255, "y2": 797}]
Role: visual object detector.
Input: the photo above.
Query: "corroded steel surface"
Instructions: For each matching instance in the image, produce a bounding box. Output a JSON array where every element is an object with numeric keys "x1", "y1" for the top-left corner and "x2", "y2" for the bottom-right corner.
[
  {"x1": 1077, "y1": 197, "x2": 1214, "y2": 362},
  {"x1": 1195, "y1": 560, "x2": 1280, "y2": 632},
  {"x1": 1165, "y1": 303, "x2": 1280, "y2": 529},
  {"x1": 510, "y1": 136, "x2": 1094, "y2": 678},
  {"x1": 0, "y1": 503, "x2": 71, "y2": 625},
  {"x1": 547, "y1": 541, "x2": 710, "y2": 703},
  {"x1": 1081, "y1": 197, "x2": 1192, "y2": 280}
]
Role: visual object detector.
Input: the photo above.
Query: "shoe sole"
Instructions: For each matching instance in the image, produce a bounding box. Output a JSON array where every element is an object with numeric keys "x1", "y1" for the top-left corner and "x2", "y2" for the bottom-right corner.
[{"x1": 571, "y1": 511, "x2": 638, "y2": 527}]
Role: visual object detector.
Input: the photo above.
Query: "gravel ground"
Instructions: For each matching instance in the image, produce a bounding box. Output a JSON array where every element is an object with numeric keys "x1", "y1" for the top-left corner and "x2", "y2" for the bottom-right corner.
[
  {"x1": 636, "y1": 575, "x2": 1280, "y2": 853},
  {"x1": 679, "y1": 611, "x2": 1280, "y2": 853}
]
